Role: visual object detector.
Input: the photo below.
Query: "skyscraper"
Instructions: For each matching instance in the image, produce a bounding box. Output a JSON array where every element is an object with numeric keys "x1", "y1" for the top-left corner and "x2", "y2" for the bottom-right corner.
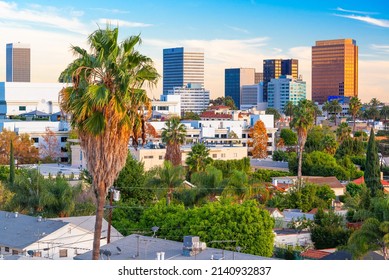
[
  {"x1": 263, "y1": 59, "x2": 298, "y2": 102},
  {"x1": 6, "y1": 43, "x2": 31, "y2": 82},
  {"x1": 163, "y1": 47, "x2": 204, "y2": 94},
  {"x1": 312, "y1": 39, "x2": 358, "y2": 104},
  {"x1": 224, "y1": 68, "x2": 255, "y2": 109}
]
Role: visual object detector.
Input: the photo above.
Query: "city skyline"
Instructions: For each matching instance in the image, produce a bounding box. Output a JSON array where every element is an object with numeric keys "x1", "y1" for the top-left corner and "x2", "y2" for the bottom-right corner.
[{"x1": 0, "y1": 0, "x2": 388, "y2": 102}]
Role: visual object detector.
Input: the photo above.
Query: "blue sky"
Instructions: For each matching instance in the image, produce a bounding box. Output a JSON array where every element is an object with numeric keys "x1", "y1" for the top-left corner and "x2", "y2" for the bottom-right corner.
[{"x1": 0, "y1": 0, "x2": 388, "y2": 102}]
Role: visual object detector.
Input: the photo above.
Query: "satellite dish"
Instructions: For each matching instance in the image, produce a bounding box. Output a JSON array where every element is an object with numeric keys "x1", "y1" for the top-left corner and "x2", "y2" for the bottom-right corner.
[
  {"x1": 151, "y1": 226, "x2": 159, "y2": 237},
  {"x1": 27, "y1": 250, "x2": 34, "y2": 257},
  {"x1": 103, "y1": 250, "x2": 112, "y2": 258}
]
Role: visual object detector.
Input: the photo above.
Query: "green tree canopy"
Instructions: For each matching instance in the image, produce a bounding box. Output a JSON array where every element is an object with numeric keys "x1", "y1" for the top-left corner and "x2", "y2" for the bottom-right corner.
[{"x1": 364, "y1": 128, "x2": 382, "y2": 196}]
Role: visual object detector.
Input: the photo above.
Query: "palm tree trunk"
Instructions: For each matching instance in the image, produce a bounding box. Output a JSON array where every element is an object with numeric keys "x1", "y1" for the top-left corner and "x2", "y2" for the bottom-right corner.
[
  {"x1": 353, "y1": 115, "x2": 356, "y2": 133},
  {"x1": 92, "y1": 183, "x2": 107, "y2": 260}
]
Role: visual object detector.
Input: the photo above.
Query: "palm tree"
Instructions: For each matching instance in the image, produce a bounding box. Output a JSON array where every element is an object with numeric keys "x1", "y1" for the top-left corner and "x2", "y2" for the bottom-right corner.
[
  {"x1": 283, "y1": 101, "x2": 295, "y2": 122},
  {"x1": 330, "y1": 100, "x2": 343, "y2": 125},
  {"x1": 148, "y1": 160, "x2": 184, "y2": 205},
  {"x1": 313, "y1": 103, "x2": 322, "y2": 125},
  {"x1": 161, "y1": 116, "x2": 187, "y2": 166},
  {"x1": 290, "y1": 99, "x2": 315, "y2": 186},
  {"x1": 336, "y1": 122, "x2": 352, "y2": 143},
  {"x1": 347, "y1": 218, "x2": 389, "y2": 259},
  {"x1": 58, "y1": 26, "x2": 159, "y2": 259},
  {"x1": 185, "y1": 143, "x2": 213, "y2": 175},
  {"x1": 349, "y1": 97, "x2": 362, "y2": 133}
]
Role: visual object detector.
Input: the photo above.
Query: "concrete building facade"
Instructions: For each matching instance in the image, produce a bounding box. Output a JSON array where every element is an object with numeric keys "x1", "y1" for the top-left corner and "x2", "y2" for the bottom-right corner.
[
  {"x1": 6, "y1": 43, "x2": 31, "y2": 82},
  {"x1": 224, "y1": 68, "x2": 255, "y2": 109}
]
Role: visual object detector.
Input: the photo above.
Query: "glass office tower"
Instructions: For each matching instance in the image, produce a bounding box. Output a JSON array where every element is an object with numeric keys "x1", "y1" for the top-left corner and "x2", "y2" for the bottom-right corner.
[
  {"x1": 163, "y1": 47, "x2": 204, "y2": 94},
  {"x1": 6, "y1": 43, "x2": 31, "y2": 82},
  {"x1": 312, "y1": 39, "x2": 358, "y2": 104}
]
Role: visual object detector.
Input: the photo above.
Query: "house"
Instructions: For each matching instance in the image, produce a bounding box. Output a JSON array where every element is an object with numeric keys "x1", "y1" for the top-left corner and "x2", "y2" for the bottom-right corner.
[
  {"x1": 353, "y1": 175, "x2": 389, "y2": 194},
  {"x1": 0, "y1": 211, "x2": 121, "y2": 260},
  {"x1": 271, "y1": 176, "x2": 345, "y2": 196},
  {"x1": 273, "y1": 229, "x2": 312, "y2": 247},
  {"x1": 74, "y1": 234, "x2": 277, "y2": 260},
  {"x1": 300, "y1": 248, "x2": 336, "y2": 260}
]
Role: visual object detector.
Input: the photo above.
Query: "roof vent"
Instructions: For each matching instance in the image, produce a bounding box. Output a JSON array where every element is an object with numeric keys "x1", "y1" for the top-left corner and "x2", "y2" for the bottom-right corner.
[
  {"x1": 37, "y1": 216, "x2": 42, "y2": 222},
  {"x1": 14, "y1": 212, "x2": 18, "y2": 218}
]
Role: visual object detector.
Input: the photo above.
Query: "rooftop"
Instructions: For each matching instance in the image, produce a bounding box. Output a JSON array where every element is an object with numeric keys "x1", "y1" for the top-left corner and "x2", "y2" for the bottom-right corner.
[{"x1": 74, "y1": 234, "x2": 277, "y2": 260}]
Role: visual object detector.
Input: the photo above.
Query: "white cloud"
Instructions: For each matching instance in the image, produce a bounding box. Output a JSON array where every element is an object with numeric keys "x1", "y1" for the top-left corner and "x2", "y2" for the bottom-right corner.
[
  {"x1": 335, "y1": 7, "x2": 377, "y2": 15},
  {"x1": 98, "y1": 18, "x2": 153, "y2": 28},
  {"x1": 334, "y1": 14, "x2": 389, "y2": 28},
  {"x1": 370, "y1": 44, "x2": 389, "y2": 54},
  {"x1": 90, "y1": 8, "x2": 130, "y2": 14},
  {"x1": 359, "y1": 60, "x2": 389, "y2": 103},
  {"x1": 0, "y1": 1, "x2": 89, "y2": 34},
  {"x1": 226, "y1": 25, "x2": 249, "y2": 34}
]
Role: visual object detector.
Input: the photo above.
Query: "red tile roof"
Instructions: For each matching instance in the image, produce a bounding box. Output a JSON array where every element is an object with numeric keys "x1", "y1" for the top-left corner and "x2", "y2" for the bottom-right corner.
[
  {"x1": 301, "y1": 249, "x2": 331, "y2": 260},
  {"x1": 353, "y1": 176, "x2": 389, "y2": 186},
  {"x1": 200, "y1": 111, "x2": 232, "y2": 119}
]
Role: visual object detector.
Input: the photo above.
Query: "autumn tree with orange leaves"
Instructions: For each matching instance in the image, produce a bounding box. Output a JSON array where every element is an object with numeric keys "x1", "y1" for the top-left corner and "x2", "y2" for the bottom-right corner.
[
  {"x1": 248, "y1": 120, "x2": 268, "y2": 159},
  {"x1": 39, "y1": 127, "x2": 61, "y2": 162},
  {"x1": 0, "y1": 129, "x2": 39, "y2": 165}
]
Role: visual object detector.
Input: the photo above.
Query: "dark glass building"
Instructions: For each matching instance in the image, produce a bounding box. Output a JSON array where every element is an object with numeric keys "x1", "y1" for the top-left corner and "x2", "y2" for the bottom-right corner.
[
  {"x1": 262, "y1": 59, "x2": 298, "y2": 102},
  {"x1": 224, "y1": 68, "x2": 255, "y2": 109}
]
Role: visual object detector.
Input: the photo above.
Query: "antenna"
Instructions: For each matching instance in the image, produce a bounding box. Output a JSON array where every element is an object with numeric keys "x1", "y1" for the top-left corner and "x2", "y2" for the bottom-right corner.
[
  {"x1": 151, "y1": 226, "x2": 159, "y2": 238},
  {"x1": 116, "y1": 246, "x2": 122, "y2": 255}
]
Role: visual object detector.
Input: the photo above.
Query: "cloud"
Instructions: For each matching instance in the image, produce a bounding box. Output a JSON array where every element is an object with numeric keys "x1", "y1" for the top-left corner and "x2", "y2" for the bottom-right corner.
[
  {"x1": 335, "y1": 7, "x2": 377, "y2": 15},
  {"x1": 370, "y1": 44, "x2": 389, "y2": 54},
  {"x1": 90, "y1": 8, "x2": 130, "y2": 14},
  {"x1": 334, "y1": 13, "x2": 389, "y2": 28},
  {"x1": 226, "y1": 25, "x2": 249, "y2": 34},
  {"x1": 97, "y1": 18, "x2": 153, "y2": 28},
  {"x1": 359, "y1": 60, "x2": 389, "y2": 103},
  {"x1": 0, "y1": 1, "x2": 89, "y2": 34}
]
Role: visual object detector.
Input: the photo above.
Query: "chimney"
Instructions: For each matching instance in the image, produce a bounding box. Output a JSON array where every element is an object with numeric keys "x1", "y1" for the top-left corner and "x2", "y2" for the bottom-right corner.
[
  {"x1": 160, "y1": 251, "x2": 165, "y2": 260},
  {"x1": 156, "y1": 252, "x2": 161, "y2": 260}
]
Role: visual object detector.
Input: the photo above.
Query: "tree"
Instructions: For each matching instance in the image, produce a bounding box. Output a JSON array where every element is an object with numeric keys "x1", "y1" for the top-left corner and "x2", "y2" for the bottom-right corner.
[
  {"x1": 139, "y1": 199, "x2": 275, "y2": 256},
  {"x1": 210, "y1": 96, "x2": 237, "y2": 110},
  {"x1": 311, "y1": 209, "x2": 351, "y2": 249},
  {"x1": 283, "y1": 101, "x2": 295, "y2": 121},
  {"x1": 182, "y1": 111, "x2": 200, "y2": 120},
  {"x1": 147, "y1": 160, "x2": 184, "y2": 205},
  {"x1": 0, "y1": 129, "x2": 39, "y2": 165},
  {"x1": 279, "y1": 128, "x2": 297, "y2": 146},
  {"x1": 327, "y1": 99, "x2": 342, "y2": 125},
  {"x1": 59, "y1": 26, "x2": 159, "y2": 259},
  {"x1": 380, "y1": 105, "x2": 389, "y2": 122},
  {"x1": 145, "y1": 122, "x2": 159, "y2": 139},
  {"x1": 185, "y1": 143, "x2": 213, "y2": 175},
  {"x1": 364, "y1": 127, "x2": 382, "y2": 196},
  {"x1": 222, "y1": 170, "x2": 250, "y2": 202},
  {"x1": 39, "y1": 127, "x2": 61, "y2": 162},
  {"x1": 249, "y1": 120, "x2": 268, "y2": 159},
  {"x1": 161, "y1": 116, "x2": 187, "y2": 166},
  {"x1": 349, "y1": 97, "x2": 362, "y2": 132},
  {"x1": 347, "y1": 218, "x2": 389, "y2": 259},
  {"x1": 336, "y1": 122, "x2": 352, "y2": 143},
  {"x1": 290, "y1": 99, "x2": 315, "y2": 185},
  {"x1": 9, "y1": 140, "x2": 15, "y2": 187},
  {"x1": 312, "y1": 103, "x2": 322, "y2": 125}
]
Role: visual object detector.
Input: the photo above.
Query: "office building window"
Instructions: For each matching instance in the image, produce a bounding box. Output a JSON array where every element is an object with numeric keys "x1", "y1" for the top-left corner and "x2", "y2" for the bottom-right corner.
[{"x1": 19, "y1": 106, "x2": 26, "y2": 111}]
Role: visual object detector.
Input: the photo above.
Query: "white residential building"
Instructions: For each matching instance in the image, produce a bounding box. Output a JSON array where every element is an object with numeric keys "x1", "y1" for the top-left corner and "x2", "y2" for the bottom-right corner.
[{"x1": 0, "y1": 82, "x2": 65, "y2": 117}]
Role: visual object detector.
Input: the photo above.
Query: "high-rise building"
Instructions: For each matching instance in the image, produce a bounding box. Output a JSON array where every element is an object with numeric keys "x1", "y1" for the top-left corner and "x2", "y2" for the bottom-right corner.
[
  {"x1": 255, "y1": 72, "x2": 263, "y2": 84},
  {"x1": 163, "y1": 47, "x2": 204, "y2": 94},
  {"x1": 263, "y1": 59, "x2": 298, "y2": 102},
  {"x1": 312, "y1": 39, "x2": 358, "y2": 104},
  {"x1": 224, "y1": 68, "x2": 255, "y2": 109},
  {"x1": 267, "y1": 75, "x2": 306, "y2": 112},
  {"x1": 6, "y1": 43, "x2": 31, "y2": 82},
  {"x1": 167, "y1": 83, "x2": 210, "y2": 116}
]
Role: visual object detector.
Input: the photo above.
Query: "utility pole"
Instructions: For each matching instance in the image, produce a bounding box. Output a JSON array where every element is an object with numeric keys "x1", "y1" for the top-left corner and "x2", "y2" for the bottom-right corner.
[{"x1": 107, "y1": 187, "x2": 120, "y2": 244}]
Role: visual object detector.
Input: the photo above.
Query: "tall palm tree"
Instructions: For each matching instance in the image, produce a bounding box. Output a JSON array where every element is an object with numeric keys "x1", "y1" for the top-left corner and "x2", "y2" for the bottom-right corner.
[
  {"x1": 59, "y1": 26, "x2": 159, "y2": 259},
  {"x1": 290, "y1": 99, "x2": 315, "y2": 186},
  {"x1": 161, "y1": 116, "x2": 187, "y2": 166},
  {"x1": 349, "y1": 96, "x2": 362, "y2": 133},
  {"x1": 283, "y1": 101, "x2": 295, "y2": 122},
  {"x1": 330, "y1": 100, "x2": 343, "y2": 125},
  {"x1": 313, "y1": 103, "x2": 322, "y2": 125}
]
